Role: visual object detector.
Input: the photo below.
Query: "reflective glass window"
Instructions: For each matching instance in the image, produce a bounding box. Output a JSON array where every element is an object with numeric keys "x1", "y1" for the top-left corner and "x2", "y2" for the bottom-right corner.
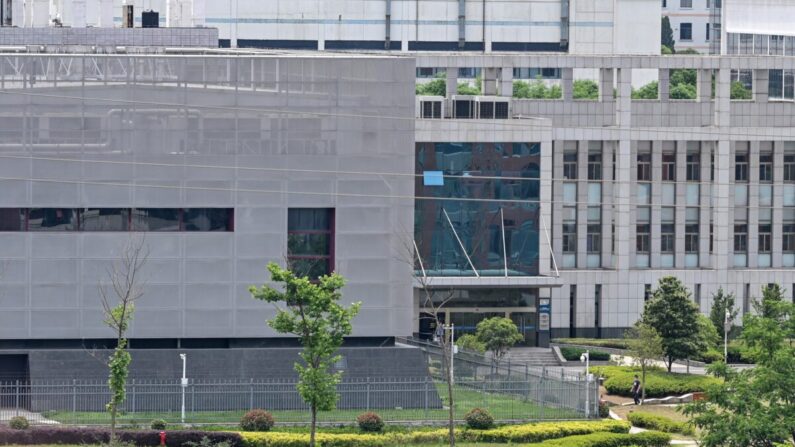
[
  {"x1": 132, "y1": 208, "x2": 180, "y2": 231},
  {"x1": 288, "y1": 208, "x2": 333, "y2": 279},
  {"x1": 80, "y1": 208, "x2": 128, "y2": 231},
  {"x1": 184, "y1": 208, "x2": 233, "y2": 232},
  {"x1": 0, "y1": 208, "x2": 24, "y2": 231},
  {"x1": 28, "y1": 208, "x2": 77, "y2": 231}
]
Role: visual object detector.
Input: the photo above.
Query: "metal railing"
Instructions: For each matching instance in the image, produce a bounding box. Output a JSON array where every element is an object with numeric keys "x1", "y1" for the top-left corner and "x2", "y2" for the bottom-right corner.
[{"x1": 0, "y1": 374, "x2": 597, "y2": 426}]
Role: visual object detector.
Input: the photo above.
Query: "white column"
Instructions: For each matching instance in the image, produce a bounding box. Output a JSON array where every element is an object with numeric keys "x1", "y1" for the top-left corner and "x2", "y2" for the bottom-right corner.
[{"x1": 540, "y1": 138, "x2": 553, "y2": 276}]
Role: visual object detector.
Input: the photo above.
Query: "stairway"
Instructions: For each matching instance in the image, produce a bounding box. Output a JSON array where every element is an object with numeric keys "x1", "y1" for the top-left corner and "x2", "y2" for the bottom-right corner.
[{"x1": 502, "y1": 347, "x2": 561, "y2": 367}]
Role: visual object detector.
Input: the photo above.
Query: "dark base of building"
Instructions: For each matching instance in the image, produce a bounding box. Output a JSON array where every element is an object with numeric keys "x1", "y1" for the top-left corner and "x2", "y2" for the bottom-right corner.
[
  {"x1": 0, "y1": 337, "x2": 395, "y2": 351},
  {"x1": 550, "y1": 327, "x2": 630, "y2": 340}
]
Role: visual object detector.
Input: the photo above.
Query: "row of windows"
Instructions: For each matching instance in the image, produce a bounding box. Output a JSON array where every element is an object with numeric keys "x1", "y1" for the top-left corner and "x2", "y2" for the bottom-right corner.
[
  {"x1": 662, "y1": 0, "x2": 720, "y2": 9},
  {"x1": 0, "y1": 208, "x2": 233, "y2": 232}
]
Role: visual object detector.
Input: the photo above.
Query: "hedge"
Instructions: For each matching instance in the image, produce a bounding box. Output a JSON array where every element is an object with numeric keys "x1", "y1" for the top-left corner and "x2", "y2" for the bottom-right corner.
[
  {"x1": 560, "y1": 347, "x2": 611, "y2": 361},
  {"x1": 553, "y1": 339, "x2": 630, "y2": 350},
  {"x1": 0, "y1": 427, "x2": 242, "y2": 447},
  {"x1": 627, "y1": 412, "x2": 694, "y2": 436},
  {"x1": 593, "y1": 366, "x2": 720, "y2": 398},
  {"x1": 241, "y1": 420, "x2": 631, "y2": 446},
  {"x1": 524, "y1": 431, "x2": 671, "y2": 447}
]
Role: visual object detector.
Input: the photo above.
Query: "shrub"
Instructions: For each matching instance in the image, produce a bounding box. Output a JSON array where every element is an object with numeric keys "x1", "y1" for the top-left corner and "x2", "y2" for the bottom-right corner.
[
  {"x1": 356, "y1": 412, "x2": 384, "y2": 433},
  {"x1": 553, "y1": 338, "x2": 630, "y2": 350},
  {"x1": 240, "y1": 409, "x2": 275, "y2": 432},
  {"x1": 464, "y1": 408, "x2": 494, "y2": 430},
  {"x1": 627, "y1": 412, "x2": 694, "y2": 436},
  {"x1": 241, "y1": 431, "x2": 387, "y2": 447},
  {"x1": 150, "y1": 419, "x2": 167, "y2": 430},
  {"x1": 598, "y1": 400, "x2": 610, "y2": 419},
  {"x1": 8, "y1": 416, "x2": 29, "y2": 430},
  {"x1": 462, "y1": 420, "x2": 630, "y2": 443},
  {"x1": 456, "y1": 333, "x2": 486, "y2": 353},
  {"x1": 0, "y1": 427, "x2": 242, "y2": 447},
  {"x1": 560, "y1": 347, "x2": 611, "y2": 361},
  {"x1": 593, "y1": 366, "x2": 720, "y2": 398},
  {"x1": 524, "y1": 431, "x2": 671, "y2": 447}
]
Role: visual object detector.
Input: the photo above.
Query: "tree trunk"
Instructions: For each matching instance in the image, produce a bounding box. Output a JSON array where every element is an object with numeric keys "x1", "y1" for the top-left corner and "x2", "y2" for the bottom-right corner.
[
  {"x1": 641, "y1": 365, "x2": 647, "y2": 404},
  {"x1": 667, "y1": 356, "x2": 673, "y2": 372},
  {"x1": 310, "y1": 404, "x2": 317, "y2": 447},
  {"x1": 110, "y1": 403, "x2": 117, "y2": 442}
]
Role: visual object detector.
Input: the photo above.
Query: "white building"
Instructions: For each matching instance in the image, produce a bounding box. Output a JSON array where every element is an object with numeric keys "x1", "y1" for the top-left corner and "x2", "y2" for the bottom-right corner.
[{"x1": 662, "y1": 0, "x2": 720, "y2": 54}]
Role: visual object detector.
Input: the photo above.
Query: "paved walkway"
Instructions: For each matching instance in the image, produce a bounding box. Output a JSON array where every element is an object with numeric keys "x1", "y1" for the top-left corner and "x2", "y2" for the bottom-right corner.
[{"x1": 0, "y1": 408, "x2": 60, "y2": 425}]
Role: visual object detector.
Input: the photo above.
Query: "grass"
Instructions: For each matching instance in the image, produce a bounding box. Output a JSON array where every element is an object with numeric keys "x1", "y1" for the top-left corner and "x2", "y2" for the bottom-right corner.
[{"x1": 42, "y1": 383, "x2": 582, "y2": 426}]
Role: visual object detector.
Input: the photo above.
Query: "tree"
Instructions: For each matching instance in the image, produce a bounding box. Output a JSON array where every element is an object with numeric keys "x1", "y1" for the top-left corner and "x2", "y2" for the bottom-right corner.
[
  {"x1": 632, "y1": 81, "x2": 659, "y2": 99},
  {"x1": 456, "y1": 333, "x2": 485, "y2": 354},
  {"x1": 573, "y1": 79, "x2": 599, "y2": 100},
  {"x1": 730, "y1": 81, "x2": 752, "y2": 100},
  {"x1": 624, "y1": 322, "x2": 664, "y2": 404},
  {"x1": 99, "y1": 236, "x2": 148, "y2": 441},
  {"x1": 661, "y1": 17, "x2": 676, "y2": 52},
  {"x1": 475, "y1": 317, "x2": 523, "y2": 370},
  {"x1": 641, "y1": 276, "x2": 702, "y2": 372},
  {"x1": 683, "y1": 284, "x2": 795, "y2": 446},
  {"x1": 513, "y1": 80, "x2": 562, "y2": 99},
  {"x1": 249, "y1": 263, "x2": 360, "y2": 447},
  {"x1": 709, "y1": 288, "x2": 737, "y2": 339},
  {"x1": 697, "y1": 314, "x2": 721, "y2": 351},
  {"x1": 457, "y1": 82, "x2": 480, "y2": 95},
  {"x1": 416, "y1": 78, "x2": 446, "y2": 96},
  {"x1": 661, "y1": 45, "x2": 673, "y2": 55}
]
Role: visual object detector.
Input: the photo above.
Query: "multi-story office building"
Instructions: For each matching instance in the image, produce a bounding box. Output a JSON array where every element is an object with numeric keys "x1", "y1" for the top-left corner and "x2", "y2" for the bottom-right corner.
[
  {"x1": 414, "y1": 53, "x2": 795, "y2": 343},
  {"x1": 662, "y1": 0, "x2": 721, "y2": 54}
]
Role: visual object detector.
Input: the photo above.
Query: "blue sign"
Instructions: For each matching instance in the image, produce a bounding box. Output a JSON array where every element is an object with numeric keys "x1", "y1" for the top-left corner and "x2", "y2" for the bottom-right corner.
[
  {"x1": 539, "y1": 304, "x2": 551, "y2": 313},
  {"x1": 423, "y1": 171, "x2": 444, "y2": 186}
]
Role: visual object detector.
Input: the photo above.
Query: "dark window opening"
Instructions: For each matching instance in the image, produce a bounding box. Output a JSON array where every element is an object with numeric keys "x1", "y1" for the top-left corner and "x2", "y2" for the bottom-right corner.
[{"x1": 288, "y1": 208, "x2": 334, "y2": 279}]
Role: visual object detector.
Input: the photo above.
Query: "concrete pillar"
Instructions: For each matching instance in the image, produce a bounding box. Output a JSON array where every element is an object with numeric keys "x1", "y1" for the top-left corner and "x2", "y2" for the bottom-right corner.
[
  {"x1": 616, "y1": 69, "x2": 632, "y2": 127},
  {"x1": 713, "y1": 140, "x2": 731, "y2": 270},
  {"x1": 650, "y1": 141, "x2": 663, "y2": 269},
  {"x1": 698, "y1": 69, "x2": 712, "y2": 102},
  {"x1": 601, "y1": 142, "x2": 614, "y2": 268},
  {"x1": 614, "y1": 137, "x2": 632, "y2": 271},
  {"x1": 600, "y1": 68, "x2": 615, "y2": 103},
  {"x1": 699, "y1": 142, "x2": 712, "y2": 268},
  {"x1": 561, "y1": 68, "x2": 574, "y2": 101},
  {"x1": 445, "y1": 67, "x2": 458, "y2": 98},
  {"x1": 675, "y1": 141, "x2": 688, "y2": 268},
  {"x1": 715, "y1": 68, "x2": 731, "y2": 127},
  {"x1": 658, "y1": 69, "x2": 670, "y2": 101},
  {"x1": 772, "y1": 141, "x2": 785, "y2": 268},
  {"x1": 748, "y1": 141, "x2": 760, "y2": 267},
  {"x1": 483, "y1": 67, "x2": 498, "y2": 96},
  {"x1": 540, "y1": 138, "x2": 554, "y2": 276},
  {"x1": 552, "y1": 141, "x2": 566, "y2": 264},
  {"x1": 499, "y1": 67, "x2": 513, "y2": 98},
  {"x1": 576, "y1": 141, "x2": 589, "y2": 269},
  {"x1": 753, "y1": 69, "x2": 769, "y2": 103}
]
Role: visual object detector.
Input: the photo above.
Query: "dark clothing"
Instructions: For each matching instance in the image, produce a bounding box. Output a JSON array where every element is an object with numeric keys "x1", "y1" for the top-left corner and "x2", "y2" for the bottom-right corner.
[{"x1": 631, "y1": 379, "x2": 641, "y2": 405}]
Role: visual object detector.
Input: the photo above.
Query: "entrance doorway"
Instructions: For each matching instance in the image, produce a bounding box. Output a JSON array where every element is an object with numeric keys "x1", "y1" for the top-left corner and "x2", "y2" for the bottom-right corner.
[
  {"x1": 510, "y1": 312, "x2": 537, "y2": 346},
  {"x1": 0, "y1": 354, "x2": 29, "y2": 408}
]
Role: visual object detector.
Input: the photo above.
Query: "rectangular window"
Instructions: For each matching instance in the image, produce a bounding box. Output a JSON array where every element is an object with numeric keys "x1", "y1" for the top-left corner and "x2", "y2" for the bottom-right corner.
[
  {"x1": 706, "y1": 23, "x2": 710, "y2": 41},
  {"x1": 562, "y1": 222, "x2": 577, "y2": 253},
  {"x1": 685, "y1": 224, "x2": 700, "y2": 253},
  {"x1": 759, "y1": 152, "x2": 773, "y2": 182},
  {"x1": 644, "y1": 284, "x2": 652, "y2": 302},
  {"x1": 563, "y1": 152, "x2": 578, "y2": 180},
  {"x1": 131, "y1": 208, "x2": 180, "y2": 231},
  {"x1": 784, "y1": 152, "x2": 795, "y2": 182},
  {"x1": 0, "y1": 208, "x2": 232, "y2": 232},
  {"x1": 587, "y1": 224, "x2": 601, "y2": 253},
  {"x1": 680, "y1": 0, "x2": 692, "y2": 8},
  {"x1": 784, "y1": 224, "x2": 795, "y2": 252},
  {"x1": 80, "y1": 208, "x2": 128, "y2": 231},
  {"x1": 0, "y1": 208, "x2": 24, "y2": 231},
  {"x1": 759, "y1": 224, "x2": 772, "y2": 253},
  {"x1": 636, "y1": 224, "x2": 651, "y2": 253},
  {"x1": 569, "y1": 285, "x2": 577, "y2": 337},
  {"x1": 686, "y1": 152, "x2": 700, "y2": 181},
  {"x1": 680, "y1": 23, "x2": 693, "y2": 41},
  {"x1": 637, "y1": 152, "x2": 651, "y2": 181},
  {"x1": 662, "y1": 153, "x2": 676, "y2": 181},
  {"x1": 695, "y1": 284, "x2": 701, "y2": 307},
  {"x1": 183, "y1": 208, "x2": 234, "y2": 232},
  {"x1": 661, "y1": 224, "x2": 676, "y2": 253},
  {"x1": 288, "y1": 208, "x2": 334, "y2": 279},
  {"x1": 734, "y1": 224, "x2": 748, "y2": 252},
  {"x1": 595, "y1": 284, "x2": 601, "y2": 331},
  {"x1": 735, "y1": 151, "x2": 748, "y2": 181},
  {"x1": 588, "y1": 152, "x2": 602, "y2": 180},
  {"x1": 28, "y1": 208, "x2": 77, "y2": 231}
]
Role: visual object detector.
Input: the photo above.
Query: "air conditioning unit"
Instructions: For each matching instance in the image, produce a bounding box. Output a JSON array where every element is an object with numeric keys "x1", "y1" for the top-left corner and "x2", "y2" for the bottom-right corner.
[
  {"x1": 476, "y1": 96, "x2": 510, "y2": 119},
  {"x1": 417, "y1": 96, "x2": 443, "y2": 119},
  {"x1": 451, "y1": 95, "x2": 476, "y2": 119}
]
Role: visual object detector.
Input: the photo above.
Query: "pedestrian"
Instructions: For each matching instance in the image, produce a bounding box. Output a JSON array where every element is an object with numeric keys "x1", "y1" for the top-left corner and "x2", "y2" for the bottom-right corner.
[{"x1": 631, "y1": 375, "x2": 641, "y2": 405}]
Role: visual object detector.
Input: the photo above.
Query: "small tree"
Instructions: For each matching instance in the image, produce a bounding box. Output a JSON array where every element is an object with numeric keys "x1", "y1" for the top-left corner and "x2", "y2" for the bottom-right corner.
[
  {"x1": 625, "y1": 322, "x2": 664, "y2": 404},
  {"x1": 99, "y1": 236, "x2": 148, "y2": 441},
  {"x1": 456, "y1": 333, "x2": 485, "y2": 354},
  {"x1": 475, "y1": 317, "x2": 523, "y2": 371},
  {"x1": 642, "y1": 276, "x2": 702, "y2": 372},
  {"x1": 661, "y1": 17, "x2": 676, "y2": 52},
  {"x1": 709, "y1": 288, "x2": 737, "y2": 339},
  {"x1": 249, "y1": 263, "x2": 360, "y2": 447}
]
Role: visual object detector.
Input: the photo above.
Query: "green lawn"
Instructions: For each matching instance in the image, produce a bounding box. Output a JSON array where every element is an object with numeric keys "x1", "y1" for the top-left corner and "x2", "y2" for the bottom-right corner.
[{"x1": 43, "y1": 384, "x2": 582, "y2": 426}]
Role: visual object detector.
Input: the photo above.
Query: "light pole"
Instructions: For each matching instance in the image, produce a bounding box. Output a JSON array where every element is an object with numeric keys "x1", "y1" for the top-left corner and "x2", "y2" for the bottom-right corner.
[
  {"x1": 580, "y1": 350, "x2": 591, "y2": 418},
  {"x1": 724, "y1": 309, "x2": 731, "y2": 363},
  {"x1": 179, "y1": 353, "x2": 187, "y2": 424},
  {"x1": 445, "y1": 324, "x2": 457, "y2": 386}
]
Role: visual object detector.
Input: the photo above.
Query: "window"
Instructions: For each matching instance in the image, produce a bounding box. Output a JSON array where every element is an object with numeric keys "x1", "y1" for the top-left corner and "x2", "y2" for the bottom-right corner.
[
  {"x1": 132, "y1": 208, "x2": 180, "y2": 231},
  {"x1": 661, "y1": 224, "x2": 676, "y2": 253},
  {"x1": 0, "y1": 208, "x2": 24, "y2": 231},
  {"x1": 636, "y1": 224, "x2": 651, "y2": 253},
  {"x1": 706, "y1": 23, "x2": 710, "y2": 41},
  {"x1": 288, "y1": 208, "x2": 334, "y2": 279},
  {"x1": 662, "y1": 152, "x2": 676, "y2": 181},
  {"x1": 183, "y1": 208, "x2": 233, "y2": 231},
  {"x1": 644, "y1": 284, "x2": 652, "y2": 302},
  {"x1": 28, "y1": 208, "x2": 77, "y2": 231},
  {"x1": 662, "y1": 0, "x2": 667, "y2": 7},
  {"x1": 686, "y1": 152, "x2": 700, "y2": 181},
  {"x1": 735, "y1": 151, "x2": 748, "y2": 181},
  {"x1": 680, "y1": 0, "x2": 692, "y2": 7},
  {"x1": 680, "y1": 23, "x2": 693, "y2": 41},
  {"x1": 595, "y1": 285, "x2": 601, "y2": 332},
  {"x1": 785, "y1": 153, "x2": 795, "y2": 182},
  {"x1": 759, "y1": 152, "x2": 773, "y2": 182},
  {"x1": 0, "y1": 208, "x2": 233, "y2": 232},
  {"x1": 80, "y1": 208, "x2": 128, "y2": 231},
  {"x1": 563, "y1": 152, "x2": 577, "y2": 179},
  {"x1": 734, "y1": 224, "x2": 748, "y2": 252},
  {"x1": 562, "y1": 222, "x2": 577, "y2": 253},
  {"x1": 637, "y1": 152, "x2": 651, "y2": 181},
  {"x1": 784, "y1": 224, "x2": 795, "y2": 252},
  {"x1": 588, "y1": 152, "x2": 602, "y2": 180},
  {"x1": 569, "y1": 285, "x2": 577, "y2": 337},
  {"x1": 587, "y1": 224, "x2": 601, "y2": 253},
  {"x1": 685, "y1": 224, "x2": 700, "y2": 253},
  {"x1": 759, "y1": 224, "x2": 772, "y2": 253}
]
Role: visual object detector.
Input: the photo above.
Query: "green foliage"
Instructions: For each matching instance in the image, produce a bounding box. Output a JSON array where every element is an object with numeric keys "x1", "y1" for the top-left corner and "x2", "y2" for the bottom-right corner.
[
  {"x1": 355, "y1": 412, "x2": 384, "y2": 433},
  {"x1": 632, "y1": 81, "x2": 658, "y2": 99},
  {"x1": 107, "y1": 341, "x2": 132, "y2": 421},
  {"x1": 730, "y1": 81, "x2": 752, "y2": 100},
  {"x1": 661, "y1": 17, "x2": 675, "y2": 51},
  {"x1": 627, "y1": 412, "x2": 694, "y2": 436},
  {"x1": 642, "y1": 276, "x2": 704, "y2": 371},
  {"x1": 560, "y1": 347, "x2": 611, "y2": 361},
  {"x1": 464, "y1": 408, "x2": 494, "y2": 430},
  {"x1": 625, "y1": 322, "x2": 664, "y2": 402},
  {"x1": 150, "y1": 419, "x2": 167, "y2": 430},
  {"x1": 573, "y1": 79, "x2": 599, "y2": 100},
  {"x1": 475, "y1": 316, "x2": 524, "y2": 365},
  {"x1": 598, "y1": 400, "x2": 610, "y2": 418},
  {"x1": 415, "y1": 78, "x2": 446, "y2": 96},
  {"x1": 456, "y1": 82, "x2": 480, "y2": 95},
  {"x1": 8, "y1": 416, "x2": 29, "y2": 430},
  {"x1": 669, "y1": 83, "x2": 697, "y2": 100},
  {"x1": 240, "y1": 409, "x2": 275, "y2": 432},
  {"x1": 553, "y1": 338, "x2": 630, "y2": 349},
  {"x1": 682, "y1": 285, "x2": 795, "y2": 446},
  {"x1": 709, "y1": 287, "x2": 737, "y2": 340},
  {"x1": 455, "y1": 333, "x2": 486, "y2": 353},
  {"x1": 661, "y1": 45, "x2": 673, "y2": 55},
  {"x1": 249, "y1": 263, "x2": 361, "y2": 446},
  {"x1": 593, "y1": 366, "x2": 720, "y2": 398},
  {"x1": 513, "y1": 80, "x2": 562, "y2": 99},
  {"x1": 184, "y1": 436, "x2": 232, "y2": 447},
  {"x1": 460, "y1": 419, "x2": 630, "y2": 443},
  {"x1": 697, "y1": 314, "x2": 721, "y2": 350},
  {"x1": 524, "y1": 431, "x2": 671, "y2": 447},
  {"x1": 677, "y1": 48, "x2": 700, "y2": 55}
]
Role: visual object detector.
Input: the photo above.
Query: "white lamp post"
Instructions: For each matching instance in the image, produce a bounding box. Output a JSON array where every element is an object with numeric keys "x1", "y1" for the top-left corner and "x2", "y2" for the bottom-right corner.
[
  {"x1": 580, "y1": 351, "x2": 591, "y2": 418},
  {"x1": 445, "y1": 324, "x2": 457, "y2": 386},
  {"x1": 179, "y1": 353, "x2": 187, "y2": 424},
  {"x1": 724, "y1": 310, "x2": 731, "y2": 363}
]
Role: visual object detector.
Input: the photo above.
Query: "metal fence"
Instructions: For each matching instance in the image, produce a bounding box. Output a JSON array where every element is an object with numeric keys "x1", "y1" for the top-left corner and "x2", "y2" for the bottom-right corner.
[{"x1": 0, "y1": 375, "x2": 597, "y2": 426}]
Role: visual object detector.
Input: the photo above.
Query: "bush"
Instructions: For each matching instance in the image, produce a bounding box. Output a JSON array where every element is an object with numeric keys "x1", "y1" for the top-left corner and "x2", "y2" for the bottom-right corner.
[
  {"x1": 356, "y1": 412, "x2": 384, "y2": 433},
  {"x1": 560, "y1": 347, "x2": 611, "y2": 361},
  {"x1": 697, "y1": 349, "x2": 725, "y2": 364},
  {"x1": 241, "y1": 431, "x2": 386, "y2": 447},
  {"x1": 464, "y1": 408, "x2": 494, "y2": 430},
  {"x1": 553, "y1": 339, "x2": 630, "y2": 350},
  {"x1": 8, "y1": 416, "x2": 29, "y2": 430},
  {"x1": 0, "y1": 427, "x2": 242, "y2": 447},
  {"x1": 627, "y1": 412, "x2": 694, "y2": 436},
  {"x1": 240, "y1": 409, "x2": 275, "y2": 432},
  {"x1": 598, "y1": 400, "x2": 610, "y2": 419},
  {"x1": 415, "y1": 78, "x2": 446, "y2": 96},
  {"x1": 462, "y1": 420, "x2": 630, "y2": 443},
  {"x1": 593, "y1": 366, "x2": 720, "y2": 398},
  {"x1": 150, "y1": 419, "x2": 167, "y2": 430},
  {"x1": 573, "y1": 80, "x2": 599, "y2": 100},
  {"x1": 456, "y1": 333, "x2": 486, "y2": 353},
  {"x1": 525, "y1": 431, "x2": 671, "y2": 447}
]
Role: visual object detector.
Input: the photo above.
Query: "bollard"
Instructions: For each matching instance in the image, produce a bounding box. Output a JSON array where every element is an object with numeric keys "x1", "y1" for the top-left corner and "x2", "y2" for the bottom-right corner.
[{"x1": 159, "y1": 431, "x2": 166, "y2": 446}]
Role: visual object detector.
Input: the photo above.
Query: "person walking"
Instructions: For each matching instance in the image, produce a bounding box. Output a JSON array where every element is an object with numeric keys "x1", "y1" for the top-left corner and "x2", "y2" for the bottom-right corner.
[{"x1": 631, "y1": 375, "x2": 642, "y2": 405}]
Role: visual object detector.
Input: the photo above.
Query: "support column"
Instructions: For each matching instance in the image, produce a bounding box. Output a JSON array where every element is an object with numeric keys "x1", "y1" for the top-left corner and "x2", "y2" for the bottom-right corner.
[
  {"x1": 562, "y1": 68, "x2": 574, "y2": 101},
  {"x1": 483, "y1": 67, "x2": 498, "y2": 96},
  {"x1": 698, "y1": 69, "x2": 712, "y2": 102},
  {"x1": 552, "y1": 141, "x2": 566, "y2": 264},
  {"x1": 753, "y1": 69, "x2": 769, "y2": 103},
  {"x1": 615, "y1": 136, "x2": 632, "y2": 271},
  {"x1": 713, "y1": 140, "x2": 731, "y2": 271},
  {"x1": 540, "y1": 138, "x2": 554, "y2": 276},
  {"x1": 650, "y1": 141, "x2": 663, "y2": 269},
  {"x1": 601, "y1": 142, "x2": 614, "y2": 268},
  {"x1": 600, "y1": 68, "x2": 615, "y2": 103},
  {"x1": 772, "y1": 141, "x2": 785, "y2": 268},
  {"x1": 699, "y1": 142, "x2": 712, "y2": 268},
  {"x1": 500, "y1": 67, "x2": 513, "y2": 97},
  {"x1": 576, "y1": 141, "x2": 589, "y2": 269},
  {"x1": 675, "y1": 141, "x2": 688, "y2": 268},
  {"x1": 715, "y1": 68, "x2": 731, "y2": 127},
  {"x1": 445, "y1": 67, "x2": 458, "y2": 98},
  {"x1": 748, "y1": 141, "x2": 760, "y2": 267},
  {"x1": 616, "y1": 69, "x2": 631, "y2": 127},
  {"x1": 658, "y1": 68, "x2": 670, "y2": 101}
]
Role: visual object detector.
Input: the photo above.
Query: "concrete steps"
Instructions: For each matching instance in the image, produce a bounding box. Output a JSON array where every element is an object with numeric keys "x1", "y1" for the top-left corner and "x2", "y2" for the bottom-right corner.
[{"x1": 502, "y1": 347, "x2": 561, "y2": 367}]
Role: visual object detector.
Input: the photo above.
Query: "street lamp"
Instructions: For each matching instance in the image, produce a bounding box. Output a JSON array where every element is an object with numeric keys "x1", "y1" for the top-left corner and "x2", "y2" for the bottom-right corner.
[
  {"x1": 179, "y1": 353, "x2": 187, "y2": 424},
  {"x1": 580, "y1": 351, "x2": 591, "y2": 418},
  {"x1": 444, "y1": 324, "x2": 457, "y2": 386},
  {"x1": 724, "y1": 310, "x2": 731, "y2": 363}
]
